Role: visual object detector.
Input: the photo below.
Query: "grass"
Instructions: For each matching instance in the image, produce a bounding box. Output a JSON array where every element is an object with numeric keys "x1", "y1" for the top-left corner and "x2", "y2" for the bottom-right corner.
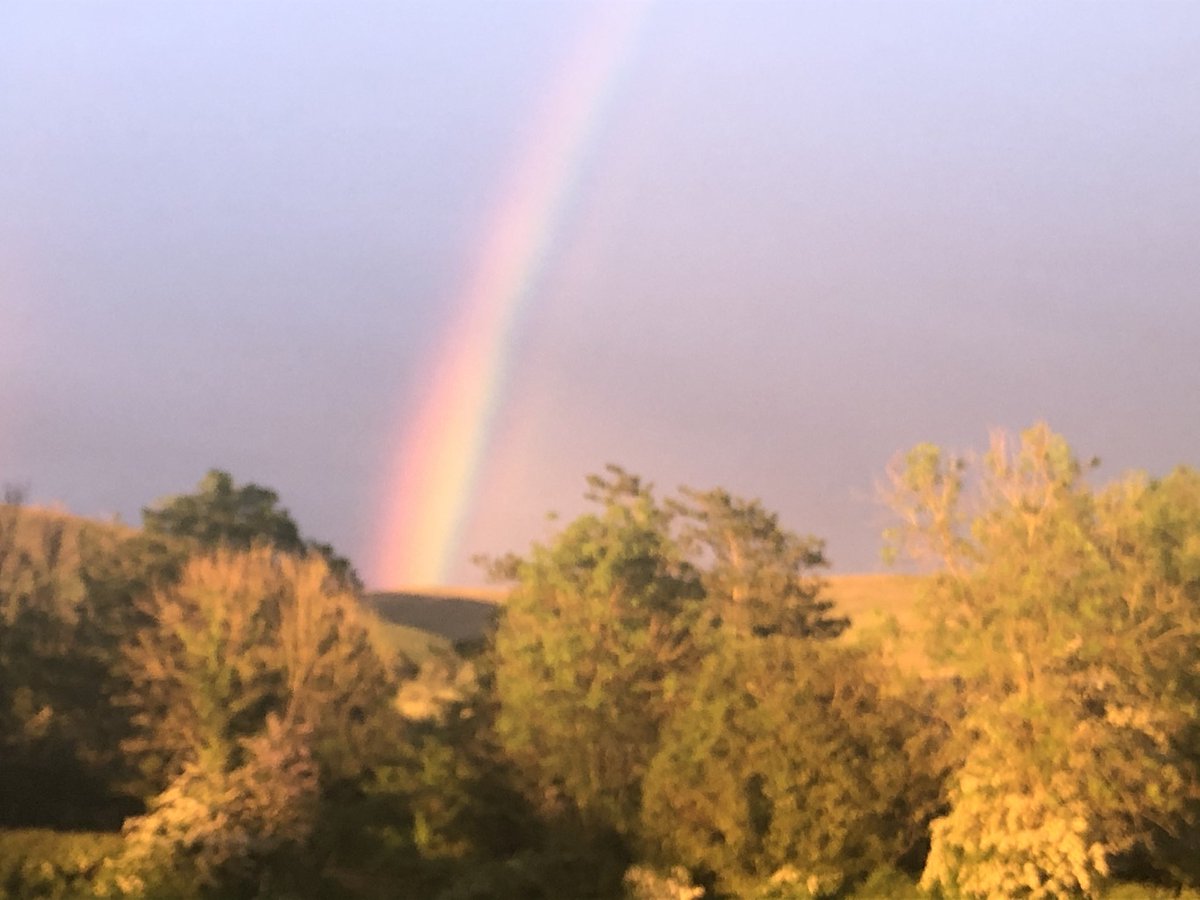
[{"x1": 363, "y1": 613, "x2": 453, "y2": 666}]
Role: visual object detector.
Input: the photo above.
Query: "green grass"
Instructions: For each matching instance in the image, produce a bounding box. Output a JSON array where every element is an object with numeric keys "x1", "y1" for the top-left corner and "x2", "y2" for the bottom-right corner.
[{"x1": 363, "y1": 613, "x2": 453, "y2": 665}]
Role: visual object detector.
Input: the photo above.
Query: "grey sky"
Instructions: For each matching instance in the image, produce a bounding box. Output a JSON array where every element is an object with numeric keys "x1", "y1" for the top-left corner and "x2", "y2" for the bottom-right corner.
[{"x1": 3, "y1": 2, "x2": 1198, "y2": 586}]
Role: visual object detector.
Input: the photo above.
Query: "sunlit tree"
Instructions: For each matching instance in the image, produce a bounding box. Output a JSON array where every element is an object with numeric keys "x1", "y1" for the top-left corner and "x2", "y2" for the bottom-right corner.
[
  {"x1": 884, "y1": 424, "x2": 1200, "y2": 896},
  {"x1": 122, "y1": 547, "x2": 396, "y2": 787},
  {"x1": 671, "y1": 486, "x2": 845, "y2": 638}
]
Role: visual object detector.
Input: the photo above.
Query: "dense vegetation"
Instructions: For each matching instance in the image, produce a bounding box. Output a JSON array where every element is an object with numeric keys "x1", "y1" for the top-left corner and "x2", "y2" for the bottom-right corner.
[{"x1": 1, "y1": 427, "x2": 1197, "y2": 898}]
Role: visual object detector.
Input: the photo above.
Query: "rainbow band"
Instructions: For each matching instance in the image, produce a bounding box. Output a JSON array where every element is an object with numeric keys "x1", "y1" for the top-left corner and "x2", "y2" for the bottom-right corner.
[{"x1": 373, "y1": 3, "x2": 651, "y2": 588}]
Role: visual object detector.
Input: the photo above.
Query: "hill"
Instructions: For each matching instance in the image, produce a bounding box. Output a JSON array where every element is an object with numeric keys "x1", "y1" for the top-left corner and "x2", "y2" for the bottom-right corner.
[
  {"x1": 363, "y1": 587, "x2": 504, "y2": 645},
  {"x1": 0, "y1": 503, "x2": 132, "y2": 610}
]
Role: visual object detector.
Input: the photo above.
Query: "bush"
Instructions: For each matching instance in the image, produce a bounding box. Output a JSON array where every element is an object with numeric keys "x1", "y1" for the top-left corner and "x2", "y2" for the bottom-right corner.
[
  {"x1": 105, "y1": 716, "x2": 319, "y2": 899},
  {"x1": 0, "y1": 829, "x2": 122, "y2": 899},
  {"x1": 846, "y1": 865, "x2": 922, "y2": 898},
  {"x1": 623, "y1": 864, "x2": 704, "y2": 900}
]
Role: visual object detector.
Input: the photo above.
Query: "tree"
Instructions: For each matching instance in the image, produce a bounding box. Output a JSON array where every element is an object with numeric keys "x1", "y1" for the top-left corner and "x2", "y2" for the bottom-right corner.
[
  {"x1": 491, "y1": 467, "x2": 705, "y2": 838},
  {"x1": 122, "y1": 547, "x2": 397, "y2": 789},
  {"x1": 108, "y1": 715, "x2": 320, "y2": 900},
  {"x1": 884, "y1": 424, "x2": 1200, "y2": 897},
  {"x1": 0, "y1": 491, "x2": 143, "y2": 827},
  {"x1": 489, "y1": 466, "x2": 851, "y2": 847},
  {"x1": 670, "y1": 486, "x2": 845, "y2": 639},
  {"x1": 640, "y1": 635, "x2": 935, "y2": 897},
  {"x1": 143, "y1": 469, "x2": 361, "y2": 590}
]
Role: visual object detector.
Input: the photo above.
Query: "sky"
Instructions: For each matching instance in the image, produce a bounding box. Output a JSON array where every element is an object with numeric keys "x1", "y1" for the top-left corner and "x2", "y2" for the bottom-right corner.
[{"x1": 2, "y1": 2, "x2": 1199, "y2": 588}]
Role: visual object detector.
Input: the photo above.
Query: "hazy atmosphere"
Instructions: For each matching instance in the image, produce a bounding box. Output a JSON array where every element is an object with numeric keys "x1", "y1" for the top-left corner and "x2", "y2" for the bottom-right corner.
[{"x1": 3, "y1": 1, "x2": 1199, "y2": 588}]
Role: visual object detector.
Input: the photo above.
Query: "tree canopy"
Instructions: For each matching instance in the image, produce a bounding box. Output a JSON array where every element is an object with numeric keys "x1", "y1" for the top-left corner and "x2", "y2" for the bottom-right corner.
[
  {"x1": 143, "y1": 469, "x2": 360, "y2": 589},
  {"x1": 885, "y1": 424, "x2": 1200, "y2": 896}
]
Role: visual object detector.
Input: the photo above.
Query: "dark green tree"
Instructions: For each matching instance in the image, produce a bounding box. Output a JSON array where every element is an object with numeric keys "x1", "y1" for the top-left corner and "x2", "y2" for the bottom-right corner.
[{"x1": 143, "y1": 469, "x2": 360, "y2": 590}]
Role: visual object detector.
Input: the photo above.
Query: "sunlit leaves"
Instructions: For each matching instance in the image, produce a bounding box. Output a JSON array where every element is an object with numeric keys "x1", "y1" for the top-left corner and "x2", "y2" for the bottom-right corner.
[{"x1": 887, "y1": 424, "x2": 1200, "y2": 896}]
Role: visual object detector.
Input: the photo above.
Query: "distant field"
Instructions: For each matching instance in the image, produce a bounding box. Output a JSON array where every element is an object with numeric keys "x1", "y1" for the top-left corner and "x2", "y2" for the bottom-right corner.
[
  {"x1": 363, "y1": 589, "x2": 503, "y2": 645},
  {"x1": 823, "y1": 572, "x2": 925, "y2": 630},
  {"x1": 362, "y1": 614, "x2": 453, "y2": 665}
]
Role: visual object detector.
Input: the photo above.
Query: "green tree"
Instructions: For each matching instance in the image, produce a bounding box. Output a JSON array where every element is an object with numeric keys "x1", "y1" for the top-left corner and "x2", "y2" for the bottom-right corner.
[
  {"x1": 143, "y1": 469, "x2": 361, "y2": 590},
  {"x1": 490, "y1": 466, "x2": 852, "y2": 851},
  {"x1": 884, "y1": 424, "x2": 1200, "y2": 897},
  {"x1": 640, "y1": 635, "x2": 934, "y2": 897},
  {"x1": 671, "y1": 486, "x2": 845, "y2": 638},
  {"x1": 491, "y1": 467, "x2": 704, "y2": 838}
]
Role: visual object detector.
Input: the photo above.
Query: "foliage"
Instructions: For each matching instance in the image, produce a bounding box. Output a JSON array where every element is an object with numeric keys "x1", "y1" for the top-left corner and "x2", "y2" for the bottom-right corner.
[
  {"x1": 430, "y1": 846, "x2": 627, "y2": 900},
  {"x1": 622, "y1": 864, "x2": 704, "y2": 900},
  {"x1": 640, "y1": 636, "x2": 934, "y2": 896},
  {"x1": 670, "y1": 486, "x2": 845, "y2": 638},
  {"x1": 103, "y1": 715, "x2": 319, "y2": 899},
  {"x1": 844, "y1": 865, "x2": 923, "y2": 899},
  {"x1": 885, "y1": 424, "x2": 1200, "y2": 897},
  {"x1": 143, "y1": 469, "x2": 361, "y2": 590},
  {"x1": 491, "y1": 467, "x2": 846, "y2": 842},
  {"x1": 3, "y1": 440, "x2": 1196, "y2": 897},
  {"x1": 121, "y1": 547, "x2": 398, "y2": 788},
  {"x1": 0, "y1": 829, "x2": 122, "y2": 900},
  {"x1": 0, "y1": 494, "x2": 141, "y2": 828},
  {"x1": 365, "y1": 670, "x2": 538, "y2": 868},
  {"x1": 492, "y1": 467, "x2": 706, "y2": 837}
]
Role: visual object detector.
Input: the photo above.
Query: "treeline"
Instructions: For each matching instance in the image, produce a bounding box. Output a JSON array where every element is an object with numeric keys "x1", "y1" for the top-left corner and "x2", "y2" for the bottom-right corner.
[{"x1": 0, "y1": 424, "x2": 1198, "y2": 899}]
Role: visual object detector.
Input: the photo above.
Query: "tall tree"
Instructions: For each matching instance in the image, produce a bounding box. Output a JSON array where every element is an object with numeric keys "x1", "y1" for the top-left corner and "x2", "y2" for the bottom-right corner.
[
  {"x1": 489, "y1": 466, "x2": 849, "y2": 845},
  {"x1": 491, "y1": 466, "x2": 705, "y2": 837},
  {"x1": 885, "y1": 424, "x2": 1200, "y2": 897}
]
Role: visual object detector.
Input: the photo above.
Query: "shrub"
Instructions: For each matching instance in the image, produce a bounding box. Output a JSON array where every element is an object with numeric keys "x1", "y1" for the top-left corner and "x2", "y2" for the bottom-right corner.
[
  {"x1": 0, "y1": 829, "x2": 122, "y2": 899},
  {"x1": 105, "y1": 715, "x2": 319, "y2": 899},
  {"x1": 623, "y1": 864, "x2": 705, "y2": 900}
]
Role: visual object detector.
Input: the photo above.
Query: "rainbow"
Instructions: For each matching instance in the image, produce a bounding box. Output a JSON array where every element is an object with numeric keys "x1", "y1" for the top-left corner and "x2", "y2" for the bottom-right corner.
[{"x1": 372, "y1": 3, "x2": 651, "y2": 588}]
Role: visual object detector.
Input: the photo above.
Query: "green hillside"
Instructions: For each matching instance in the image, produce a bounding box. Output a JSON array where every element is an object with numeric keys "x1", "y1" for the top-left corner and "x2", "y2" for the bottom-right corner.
[{"x1": 363, "y1": 588, "x2": 503, "y2": 645}]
